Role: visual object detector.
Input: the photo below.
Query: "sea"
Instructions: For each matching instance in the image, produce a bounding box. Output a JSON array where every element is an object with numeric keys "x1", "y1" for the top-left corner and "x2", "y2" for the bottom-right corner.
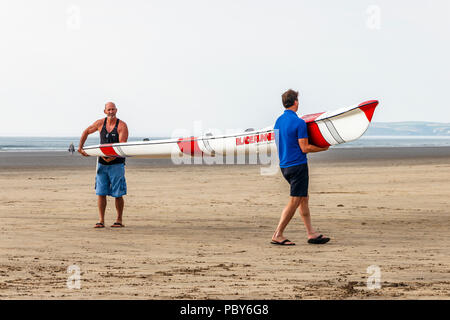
[{"x1": 0, "y1": 136, "x2": 450, "y2": 151}]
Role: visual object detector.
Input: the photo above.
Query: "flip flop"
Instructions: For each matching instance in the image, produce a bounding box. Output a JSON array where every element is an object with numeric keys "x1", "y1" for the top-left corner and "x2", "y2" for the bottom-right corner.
[
  {"x1": 111, "y1": 222, "x2": 125, "y2": 228},
  {"x1": 270, "y1": 239, "x2": 295, "y2": 246},
  {"x1": 94, "y1": 222, "x2": 105, "y2": 228},
  {"x1": 307, "y1": 234, "x2": 330, "y2": 244}
]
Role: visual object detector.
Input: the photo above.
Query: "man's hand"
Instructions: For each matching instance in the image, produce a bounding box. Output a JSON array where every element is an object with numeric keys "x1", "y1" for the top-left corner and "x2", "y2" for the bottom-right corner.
[
  {"x1": 315, "y1": 146, "x2": 329, "y2": 153},
  {"x1": 101, "y1": 156, "x2": 115, "y2": 163},
  {"x1": 298, "y1": 138, "x2": 330, "y2": 153},
  {"x1": 78, "y1": 147, "x2": 89, "y2": 157}
]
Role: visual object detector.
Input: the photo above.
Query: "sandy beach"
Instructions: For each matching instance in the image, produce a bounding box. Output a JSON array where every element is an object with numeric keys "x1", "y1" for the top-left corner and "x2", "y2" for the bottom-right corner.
[{"x1": 0, "y1": 148, "x2": 449, "y2": 299}]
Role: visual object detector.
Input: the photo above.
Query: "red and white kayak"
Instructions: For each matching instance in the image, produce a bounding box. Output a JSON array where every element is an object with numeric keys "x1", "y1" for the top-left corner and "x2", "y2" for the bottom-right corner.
[
  {"x1": 302, "y1": 100, "x2": 378, "y2": 148},
  {"x1": 83, "y1": 100, "x2": 378, "y2": 158}
]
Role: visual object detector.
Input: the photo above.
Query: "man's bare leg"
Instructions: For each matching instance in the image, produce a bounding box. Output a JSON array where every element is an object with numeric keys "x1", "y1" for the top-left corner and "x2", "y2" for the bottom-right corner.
[
  {"x1": 97, "y1": 195, "x2": 107, "y2": 224},
  {"x1": 298, "y1": 196, "x2": 323, "y2": 239},
  {"x1": 272, "y1": 196, "x2": 301, "y2": 244},
  {"x1": 114, "y1": 196, "x2": 124, "y2": 224}
]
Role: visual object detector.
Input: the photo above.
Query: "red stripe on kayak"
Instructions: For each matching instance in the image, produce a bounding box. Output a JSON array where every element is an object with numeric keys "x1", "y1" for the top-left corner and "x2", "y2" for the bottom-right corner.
[
  {"x1": 307, "y1": 122, "x2": 330, "y2": 148},
  {"x1": 301, "y1": 112, "x2": 325, "y2": 123},
  {"x1": 177, "y1": 137, "x2": 203, "y2": 156},
  {"x1": 358, "y1": 100, "x2": 379, "y2": 122},
  {"x1": 100, "y1": 144, "x2": 119, "y2": 157}
]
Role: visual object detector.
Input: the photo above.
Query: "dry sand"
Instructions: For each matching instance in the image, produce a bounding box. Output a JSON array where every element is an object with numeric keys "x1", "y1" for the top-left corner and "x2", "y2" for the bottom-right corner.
[{"x1": 0, "y1": 149, "x2": 449, "y2": 299}]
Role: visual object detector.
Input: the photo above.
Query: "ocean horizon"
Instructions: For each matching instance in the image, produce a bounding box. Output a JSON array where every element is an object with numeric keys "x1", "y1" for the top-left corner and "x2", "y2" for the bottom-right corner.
[{"x1": 1, "y1": 135, "x2": 450, "y2": 151}]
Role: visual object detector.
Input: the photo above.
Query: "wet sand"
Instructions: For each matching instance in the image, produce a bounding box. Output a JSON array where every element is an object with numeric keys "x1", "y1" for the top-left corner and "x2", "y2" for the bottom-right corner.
[{"x1": 0, "y1": 148, "x2": 449, "y2": 299}]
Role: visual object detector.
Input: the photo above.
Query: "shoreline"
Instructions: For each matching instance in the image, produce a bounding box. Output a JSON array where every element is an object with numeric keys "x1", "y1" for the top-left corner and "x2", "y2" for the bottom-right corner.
[{"x1": 1, "y1": 147, "x2": 449, "y2": 169}]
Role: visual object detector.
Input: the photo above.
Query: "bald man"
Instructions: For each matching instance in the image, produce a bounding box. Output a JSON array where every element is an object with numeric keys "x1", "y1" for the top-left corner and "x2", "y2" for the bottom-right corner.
[{"x1": 78, "y1": 102, "x2": 129, "y2": 228}]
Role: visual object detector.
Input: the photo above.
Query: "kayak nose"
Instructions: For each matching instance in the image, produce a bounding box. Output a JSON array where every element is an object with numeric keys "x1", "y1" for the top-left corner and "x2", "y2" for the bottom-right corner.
[{"x1": 358, "y1": 100, "x2": 379, "y2": 122}]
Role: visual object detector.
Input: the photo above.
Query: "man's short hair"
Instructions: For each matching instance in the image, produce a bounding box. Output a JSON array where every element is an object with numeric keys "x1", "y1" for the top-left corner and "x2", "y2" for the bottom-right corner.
[{"x1": 282, "y1": 89, "x2": 299, "y2": 108}]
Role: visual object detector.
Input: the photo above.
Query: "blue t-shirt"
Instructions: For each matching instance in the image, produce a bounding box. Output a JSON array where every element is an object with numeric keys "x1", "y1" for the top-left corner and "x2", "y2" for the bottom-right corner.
[{"x1": 274, "y1": 109, "x2": 308, "y2": 168}]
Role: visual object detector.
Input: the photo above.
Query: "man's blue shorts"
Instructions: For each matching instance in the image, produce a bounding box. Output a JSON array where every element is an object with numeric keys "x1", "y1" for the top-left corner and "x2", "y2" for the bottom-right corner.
[{"x1": 95, "y1": 163, "x2": 127, "y2": 198}]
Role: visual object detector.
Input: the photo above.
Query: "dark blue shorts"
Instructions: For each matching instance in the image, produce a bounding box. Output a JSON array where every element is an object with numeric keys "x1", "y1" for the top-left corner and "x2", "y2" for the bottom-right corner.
[
  {"x1": 280, "y1": 163, "x2": 309, "y2": 197},
  {"x1": 95, "y1": 163, "x2": 127, "y2": 198}
]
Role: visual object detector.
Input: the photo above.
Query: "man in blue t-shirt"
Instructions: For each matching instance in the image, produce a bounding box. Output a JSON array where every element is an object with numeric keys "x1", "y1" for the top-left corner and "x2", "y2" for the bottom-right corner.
[{"x1": 272, "y1": 89, "x2": 330, "y2": 246}]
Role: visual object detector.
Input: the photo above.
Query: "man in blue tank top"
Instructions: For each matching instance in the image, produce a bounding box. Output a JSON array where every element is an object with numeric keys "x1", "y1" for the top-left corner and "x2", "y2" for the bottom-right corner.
[
  {"x1": 78, "y1": 102, "x2": 129, "y2": 229},
  {"x1": 272, "y1": 89, "x2": 330, "y2": 245}
]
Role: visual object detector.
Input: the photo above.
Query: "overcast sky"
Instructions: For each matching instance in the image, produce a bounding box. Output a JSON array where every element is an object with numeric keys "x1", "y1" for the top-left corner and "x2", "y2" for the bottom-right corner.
[{"x1": 1, "y1": 0, "x2": 449, "y2": 136}]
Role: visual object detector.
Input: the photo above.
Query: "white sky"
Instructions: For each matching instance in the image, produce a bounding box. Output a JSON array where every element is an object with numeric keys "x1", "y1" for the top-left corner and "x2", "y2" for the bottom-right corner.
[{"x1": 1, "y1": 0, "x2": 449, "y2": 136}]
